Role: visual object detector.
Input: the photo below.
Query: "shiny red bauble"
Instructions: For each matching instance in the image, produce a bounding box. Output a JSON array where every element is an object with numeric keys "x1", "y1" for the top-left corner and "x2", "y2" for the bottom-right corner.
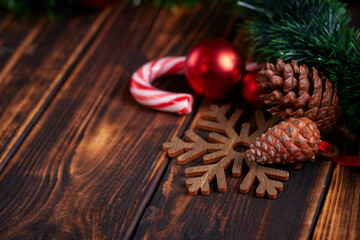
[
  {"x1": 241, "y1": 71, "x2": 264, "y2": 109},
  {"x1": 184, "y1": 39, "x2": 245, "y2": 100}
]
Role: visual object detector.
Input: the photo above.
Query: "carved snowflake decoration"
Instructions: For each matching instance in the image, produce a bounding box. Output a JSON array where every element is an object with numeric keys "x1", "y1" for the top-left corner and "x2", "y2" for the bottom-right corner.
[{"x1": 163, "y1": 105, "x2": 290, "y2": 199}]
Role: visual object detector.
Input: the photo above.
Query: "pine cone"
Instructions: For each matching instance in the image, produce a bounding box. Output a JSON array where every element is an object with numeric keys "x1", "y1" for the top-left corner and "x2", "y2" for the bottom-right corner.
[
  {"x1": 258, "y1": 59, "x2": 340, "y2": 134},
  {"x1": 247, "y1": 117, "x2": 321, "y2": 164}
]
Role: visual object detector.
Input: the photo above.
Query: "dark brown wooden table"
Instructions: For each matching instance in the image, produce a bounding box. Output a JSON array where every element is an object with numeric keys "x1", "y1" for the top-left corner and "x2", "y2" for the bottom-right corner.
[{"x1": 0, "y1": 2, "x2": 359, "y2": 239}]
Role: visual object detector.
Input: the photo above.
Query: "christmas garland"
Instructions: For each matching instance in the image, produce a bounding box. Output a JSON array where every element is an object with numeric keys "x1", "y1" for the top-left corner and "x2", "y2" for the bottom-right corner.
[{"x1": 236, "y1": 0, "x2": 360, "y2": 135}]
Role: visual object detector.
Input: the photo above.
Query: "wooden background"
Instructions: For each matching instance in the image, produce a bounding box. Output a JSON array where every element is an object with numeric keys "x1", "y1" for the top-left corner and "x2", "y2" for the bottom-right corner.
[{"x1": 0, "y1": 2, "x2": 359, "y2": 240}]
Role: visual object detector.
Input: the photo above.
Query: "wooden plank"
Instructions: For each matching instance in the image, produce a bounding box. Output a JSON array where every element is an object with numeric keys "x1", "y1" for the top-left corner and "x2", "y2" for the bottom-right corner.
[
  {"x1": 0, "y1": 18, "x2": 46, "y2": 83},
  {"x1": 313, "y1": 143, "x2": 360, "y2": 240},
  {"x1": 141, "y1": 4, "x2": 236, "y2": 59},
  {"x1": 0, "y1": 14, "x2": 43, "y2": 71},
  {"x1": 134, "y1": 101, "x2": 333, "y2": 240},
  {"x1": 0, "y1": 8, "x2": 112, "y2": 171},
  {"x1": 0, "y1": 3, "x2": 235, "y2": 239}
]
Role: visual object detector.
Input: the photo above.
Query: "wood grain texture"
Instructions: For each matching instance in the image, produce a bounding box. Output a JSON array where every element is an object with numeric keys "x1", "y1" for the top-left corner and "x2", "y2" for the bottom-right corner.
[
  {"x1": 142, "y1": 10, "x2": 236, "y2": 60},
  {"x1": 0, "y1": 3, "x2": 235, "y2": 240},
  {"x1": 0, "y1": 8, "x2": 112, "y2": 171},
  {"x1": 0, "y1": 14, "x2": 43, "y2": 70},
  {"x1": 313, "y1": 143, "x2": 360, "y2": 240},
  {"x1": 134, "y1": 101, "x2": 333, "y2": 240},
  {"x1": 0, "y1": 18, "x2": 47, "y2": 84}
]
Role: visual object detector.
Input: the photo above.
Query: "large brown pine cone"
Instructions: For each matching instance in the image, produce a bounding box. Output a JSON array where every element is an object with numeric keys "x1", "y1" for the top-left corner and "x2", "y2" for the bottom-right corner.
[
  {"x1": 247, "y1": 117, "x2": 321, "y2": 164},
  {"x1": 257, "y1": 59, "x2": 340, "y2": 134}
]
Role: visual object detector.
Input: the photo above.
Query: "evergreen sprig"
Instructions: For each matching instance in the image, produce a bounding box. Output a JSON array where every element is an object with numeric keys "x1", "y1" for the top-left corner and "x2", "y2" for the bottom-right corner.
[{"x1": 237, "y1": 0, "x2": 360, "y2": 135}]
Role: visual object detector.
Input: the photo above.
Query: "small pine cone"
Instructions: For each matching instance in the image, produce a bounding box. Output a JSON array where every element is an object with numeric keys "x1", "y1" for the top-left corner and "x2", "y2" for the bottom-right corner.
[
  {"x1": 258, "y1": 59, "x2": 340, "y2": 134},
  {"x1": 247, "y1": 117, "x2": 321, "y2": 164}
]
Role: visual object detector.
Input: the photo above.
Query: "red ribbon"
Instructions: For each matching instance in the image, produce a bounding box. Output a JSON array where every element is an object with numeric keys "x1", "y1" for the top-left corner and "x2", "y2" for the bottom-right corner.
[
  {"x1": 319, "y1": 141, "x2": 360, "y2": 166},
  {"x1": 319, "y1": 140, "x2": 333, "y2": 153}
]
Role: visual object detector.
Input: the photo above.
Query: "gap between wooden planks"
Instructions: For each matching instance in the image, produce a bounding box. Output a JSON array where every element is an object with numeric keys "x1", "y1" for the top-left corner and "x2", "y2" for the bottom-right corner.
[
  {"x1": 0, "y1": 2, "x2": 236, "y2": 239},
  {"x1": 313, "y1": 144, "x2": 360, "y2": 240},
  {"x1": 0, "y1": 7, "x2": 113, "y2": 172}
]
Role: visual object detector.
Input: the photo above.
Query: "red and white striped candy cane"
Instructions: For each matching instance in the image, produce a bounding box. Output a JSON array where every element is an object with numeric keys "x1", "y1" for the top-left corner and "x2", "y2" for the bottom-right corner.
[
  {"x1": 130, "y1": 56, "x2": 193, "y2": 114},
  {"x1": 130, "y1": 56, "x2": 260, "y2": 115},
  {"x1": 245, "y1": 61, "x2": 263, "y2": 72}
]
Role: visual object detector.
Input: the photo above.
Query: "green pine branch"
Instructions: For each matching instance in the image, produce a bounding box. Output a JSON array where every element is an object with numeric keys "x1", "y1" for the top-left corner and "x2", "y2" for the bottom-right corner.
[{"x1": 237, "y1": 0, "x2": 360, "y2": 135}]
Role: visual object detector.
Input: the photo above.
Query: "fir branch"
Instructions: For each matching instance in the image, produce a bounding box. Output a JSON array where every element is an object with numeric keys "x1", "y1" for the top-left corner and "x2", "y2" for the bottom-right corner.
[{"x1": 237, "y1": 0, "x2": 360, "y2": 135}]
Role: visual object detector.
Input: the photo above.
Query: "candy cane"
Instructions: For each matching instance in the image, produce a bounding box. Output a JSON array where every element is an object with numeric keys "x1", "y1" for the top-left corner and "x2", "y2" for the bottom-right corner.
[
  {"x1": 130, "y1": 56, "x2": 260, "y2": 115},
  {"x1": 130, "y1": 56, "x2": 192, "y2": 114},
  {"x1": 245, "y1": 61, "x2": 263, "y2": 72}
]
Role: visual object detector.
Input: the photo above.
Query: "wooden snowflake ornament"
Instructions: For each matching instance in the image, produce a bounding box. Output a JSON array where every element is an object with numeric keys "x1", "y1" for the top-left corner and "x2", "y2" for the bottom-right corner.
[{"x1": 163, "y1": 105, "x2": 290, "y2": 199}]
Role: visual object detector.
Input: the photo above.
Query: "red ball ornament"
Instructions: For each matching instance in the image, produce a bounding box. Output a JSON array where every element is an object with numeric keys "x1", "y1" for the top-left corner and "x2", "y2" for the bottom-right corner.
[
  {"x1": 184, "y1": 39, "x2": 245, "y2": 100},
  {"x1": 241, "y1": 71, "x2": 264, "y2": 109}
]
